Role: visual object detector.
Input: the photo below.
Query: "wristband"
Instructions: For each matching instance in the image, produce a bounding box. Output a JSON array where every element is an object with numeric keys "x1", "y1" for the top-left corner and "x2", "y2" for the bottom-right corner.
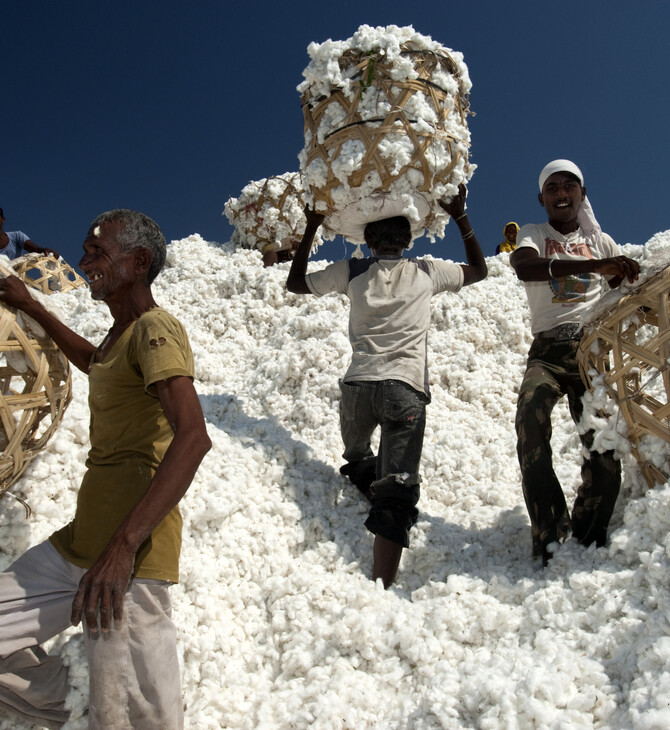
[
  {"x1": 461, "y1": 230, "x2": 475, "y2": 241},
  {"x1": 454, "y1": 213, "x2": 468, "y2": 222}
]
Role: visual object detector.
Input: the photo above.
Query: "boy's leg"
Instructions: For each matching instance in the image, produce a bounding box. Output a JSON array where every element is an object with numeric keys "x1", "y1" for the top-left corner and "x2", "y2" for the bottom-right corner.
[
  {"x1": 0, "y1": 541, "x2": 83, "y2": 729},
  {"x1": 339, "y1": 380, "x2": 379, "y2": 498},
  {"x1": 565, "y1": 373, "x2": 622, "y2": 547},
  {"x1": 516, "y1": 341, "x2": 572, "y2": 561},
  {"x1": 86, "y1": 580, "x2": 183, "y2": 730},
  {"x1": 365, "y1": 381, "x2": 427, "y2": 586},
  {"x1": 373, "y1": 535, "x2": 404, "y2": 589}
]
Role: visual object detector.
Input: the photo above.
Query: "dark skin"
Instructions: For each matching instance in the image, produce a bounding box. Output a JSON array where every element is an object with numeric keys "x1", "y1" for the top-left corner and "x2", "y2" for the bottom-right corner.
[
  {"x1": 287, "y1": 185, "x2": 487, "y2": 588},
  {"x1": 263, "y1": 242, "x2": 299, "y2": 267},
  {"x1": 0, "y1": 221, "x2": 212, "y2": 632},
  {"x1": 504, "y1": 225, "x2": 517, "y2": 244},
  {"x1": 287, "y1": 185, "x2": 487, "y2": 293},
  {"x1": 0, "y1": 212, "x2": 60, "y2": 258},
  {"x1": 510, "y1": 172, "x2": 640, "y2": 287}
]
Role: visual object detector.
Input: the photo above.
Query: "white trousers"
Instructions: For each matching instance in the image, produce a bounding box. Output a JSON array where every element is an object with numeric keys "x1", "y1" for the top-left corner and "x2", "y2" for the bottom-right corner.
[{"x1": 0, "y1": 541, "x2": 183, "y2": 729}]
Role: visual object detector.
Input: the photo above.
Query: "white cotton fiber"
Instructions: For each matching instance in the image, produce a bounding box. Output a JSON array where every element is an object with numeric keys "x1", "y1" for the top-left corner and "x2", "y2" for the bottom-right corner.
[
  {"x1": 298, "y1": 25, "x2": 474, "y2": 245},
  {"x1": 224, "y1": 172, "x2": 322, "y2": 254},
  {"x1": 2, "y1": 232, "x2": 670, "y2": 729}
]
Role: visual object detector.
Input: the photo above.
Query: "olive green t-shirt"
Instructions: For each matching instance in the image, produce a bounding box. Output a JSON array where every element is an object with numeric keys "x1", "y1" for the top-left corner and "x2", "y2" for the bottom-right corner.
[{"x1": 50, "y1": 308, "x2": 195, "y2": 582}]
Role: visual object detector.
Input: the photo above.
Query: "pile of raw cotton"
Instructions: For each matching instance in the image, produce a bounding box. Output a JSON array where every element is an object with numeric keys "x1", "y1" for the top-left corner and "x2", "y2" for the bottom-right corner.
[
  {"x1": 3, "y1": 231, "x2": 670, "y2": 729},
  {"x1": 224, "y1": 172, "x2": 322, "y2": 255},
  {"x1": 298, "y1": 24, "x2": 474, "y2": 245}
]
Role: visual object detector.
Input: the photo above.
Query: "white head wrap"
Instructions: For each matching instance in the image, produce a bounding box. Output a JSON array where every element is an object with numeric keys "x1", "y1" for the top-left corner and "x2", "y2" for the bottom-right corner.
[{"x1": 538, "y1": 159, "x2": 601, "y2": 240}]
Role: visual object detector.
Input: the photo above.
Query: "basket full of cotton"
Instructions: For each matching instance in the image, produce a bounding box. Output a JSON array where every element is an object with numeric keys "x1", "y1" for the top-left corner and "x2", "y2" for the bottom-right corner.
[
  {"x1": 224, "y1": 172, "x2": 322, "y2": 255},
  {"x1": 298, "y1": 24, "x2": 474, "y2": 245}
]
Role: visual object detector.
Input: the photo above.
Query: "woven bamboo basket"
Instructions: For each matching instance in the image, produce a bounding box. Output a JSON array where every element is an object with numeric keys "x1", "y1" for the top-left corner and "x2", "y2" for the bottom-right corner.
[
  {"x1": 299, "y1": 28, "x2": 473, "y2": 243},
  {"x1": 11, "y1": 254, "x2": 87, "y2": 295},
  {"x1": 578, "y1": 265, "x2": 670, "y2": 487},
  {"x1": 0, "y1": 271, "x2": 72, "y2": 507},
  {"x1": 224, "y1": 173, "x2": 322, "y2": 256}
]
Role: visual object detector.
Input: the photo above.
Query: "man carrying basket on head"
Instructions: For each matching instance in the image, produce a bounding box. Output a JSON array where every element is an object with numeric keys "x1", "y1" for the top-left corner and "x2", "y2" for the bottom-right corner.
[
  {"x1": 511, "y1": 159, "x2": 639, "y2": 566},
  {"x1": 287, "y1": 184, "x2": 487, "y2": 588}
]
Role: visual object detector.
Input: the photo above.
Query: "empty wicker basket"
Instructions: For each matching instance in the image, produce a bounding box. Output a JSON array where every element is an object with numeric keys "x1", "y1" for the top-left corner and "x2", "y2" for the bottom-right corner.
[
  {"x1": 0, "y1": 269, "x2": 72, "y2": 505},
  {"x1": 11, "y1": 254, "x2": 87, "y2": 295},
  {"x1": 578, "y1": 265, "x2": 670, "y2": 487}
]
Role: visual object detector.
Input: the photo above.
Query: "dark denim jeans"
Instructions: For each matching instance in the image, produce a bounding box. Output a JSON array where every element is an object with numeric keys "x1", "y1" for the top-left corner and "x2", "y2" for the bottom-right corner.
[{"x1": 339, "y1": 379, "x2": 428, "y2": 547}]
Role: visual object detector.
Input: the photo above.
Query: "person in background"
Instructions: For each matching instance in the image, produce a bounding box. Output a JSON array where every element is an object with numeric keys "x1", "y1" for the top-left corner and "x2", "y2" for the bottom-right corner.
[
  {"x1": 262, "y1": 240, "x2": 299, "y2": 267},
  {"x1": 0, "y1": 209, "x2": 211, "y2": 729},
  {"x1": 495, "y1": 221, "x2": 519, "y2": 254},
  {"x1": 0, "y1": 208, "x2": 60, "y2": 259},
  {"x1": 510, "y1": 159, "x2": 639, "y2": 566},
  {"x1": 286, "y1": 185, "x2": 487, "y2": 588}
]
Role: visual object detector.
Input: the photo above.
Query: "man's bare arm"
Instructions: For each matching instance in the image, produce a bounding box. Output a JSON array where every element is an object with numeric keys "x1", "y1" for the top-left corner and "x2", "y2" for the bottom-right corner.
[
  {"x1": 511, "y1": 247, "x2": 640, "y2": 285},
  {"x1": 24, "y1": 239, "x2": 60, "y2": 259},
  {"x1": 286, "y1": 208, "x2": 325, "y2": 294},
  {"x1": 439, "y1": 184, "x2": 487, "y2": 286},
  {"x1": 70, "y1": 375, "x2": 212, "y2": 631},
  {"x1": 0, "y1": 275, "x2": 95, "y2": 372}
]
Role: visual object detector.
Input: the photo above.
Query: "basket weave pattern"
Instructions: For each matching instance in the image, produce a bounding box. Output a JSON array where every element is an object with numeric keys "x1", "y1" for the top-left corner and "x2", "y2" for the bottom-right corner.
[
  {"x1": 579, "y1": 266, "x2": 670, "y2": 487},
  {"x1": 301, "y1": 44, "x2": 471, "y2": 230},
  {"x1": 225, "y1": 174, "x2": 317, "y2": 253},
  {"x1": 0, "y1": 287, "x2": 71, "y2": 502},
  {"x1": 11, "y1": 254, "x2": 87, "y2": 295}
]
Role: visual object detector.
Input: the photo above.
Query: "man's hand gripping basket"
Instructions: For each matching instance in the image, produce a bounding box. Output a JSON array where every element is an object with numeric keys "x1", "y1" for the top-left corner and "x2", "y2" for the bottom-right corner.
[
  {"x1": 579, "y1": 265, "x2": 670, "y2": 487},
  {"x1": 0, "y1": 267, "x2": 72, "y2": 508}
]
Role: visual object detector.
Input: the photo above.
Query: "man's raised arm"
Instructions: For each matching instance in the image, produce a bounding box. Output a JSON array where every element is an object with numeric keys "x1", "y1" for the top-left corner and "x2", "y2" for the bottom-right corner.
[
  {"x1": 439, "y1": 184, "x2": 487, "y2": 286},
  {"x1": 0, "y1": 275, "x2": 96, "y2": 372},
  {"x1": 286, "y1": 208, "x2": 325, "y2": 294}
]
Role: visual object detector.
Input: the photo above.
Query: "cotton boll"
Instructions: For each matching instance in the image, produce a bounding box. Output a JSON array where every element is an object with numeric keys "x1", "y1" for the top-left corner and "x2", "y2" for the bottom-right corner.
[
  {"x1": 224, "y1": 173, "x2": 320, "y2": 254},
  {"x1": 299, "y1": 25, "x2": 473, "y2": 246},
  {"x1": 377, "y1": 136, "x2": 414, "y2": 175},
  {"x1": 4, "y1": 232, "x2": 668, "y2": 730}
]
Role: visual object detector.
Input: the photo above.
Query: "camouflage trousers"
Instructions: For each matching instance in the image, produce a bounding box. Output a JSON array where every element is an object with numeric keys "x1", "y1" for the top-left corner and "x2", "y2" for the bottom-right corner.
[{"x1": 515, "y1": 336, "x2": 621, "y2": 560}]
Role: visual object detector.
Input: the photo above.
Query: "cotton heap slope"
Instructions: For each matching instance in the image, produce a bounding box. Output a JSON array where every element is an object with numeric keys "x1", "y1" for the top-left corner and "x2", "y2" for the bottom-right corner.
[{"x1": 1, "y1": 233, "x2": 670, "y2": 729}]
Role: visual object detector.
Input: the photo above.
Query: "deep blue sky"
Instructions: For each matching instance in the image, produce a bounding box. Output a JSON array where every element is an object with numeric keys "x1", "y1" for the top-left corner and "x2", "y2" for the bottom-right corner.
[{"x1": 4, "y1": 1, "x2": 669, "y2": 271}]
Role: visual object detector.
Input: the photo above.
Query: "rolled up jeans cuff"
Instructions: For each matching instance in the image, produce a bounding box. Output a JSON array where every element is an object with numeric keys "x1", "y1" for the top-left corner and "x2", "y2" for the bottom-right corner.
[{"x1": 365, "y1": 472, "x2": 421, "y2": 548}]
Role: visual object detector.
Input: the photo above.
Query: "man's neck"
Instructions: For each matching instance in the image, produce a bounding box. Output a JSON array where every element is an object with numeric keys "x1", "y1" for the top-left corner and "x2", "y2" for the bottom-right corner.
[
  {"x1": 547, "y1": 219, "x2": 580, "y2": 236},
  {"x1": 106, "y1": 287, "x2": 158, "y2": 326},
  {"x1": 370, "y1": 246, "x2": 405, "y2": 257}
]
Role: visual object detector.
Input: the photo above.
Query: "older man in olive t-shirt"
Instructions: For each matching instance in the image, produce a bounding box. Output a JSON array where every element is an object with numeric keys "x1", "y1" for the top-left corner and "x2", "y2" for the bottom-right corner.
[
  {"x1": 0, "y1": 210, "x2": 211, "y2": 730},
  {"x1": 50, "y1": 309, "x2": 193, "y2": 584}
]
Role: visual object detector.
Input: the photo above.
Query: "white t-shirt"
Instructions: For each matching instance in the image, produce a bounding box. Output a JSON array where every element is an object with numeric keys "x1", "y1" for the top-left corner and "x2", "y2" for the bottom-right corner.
[
  {"x1": 516, "y1": 222, "x2": 620, "y2": 335},
  {"x1": 306, "y1": 256, "x2": 463, "y2": 396}
]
